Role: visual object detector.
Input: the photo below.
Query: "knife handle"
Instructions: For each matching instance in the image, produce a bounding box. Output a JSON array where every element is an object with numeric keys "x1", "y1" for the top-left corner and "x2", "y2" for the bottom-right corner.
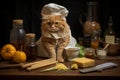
[{"x1": 0, "y1": 63, "x2": 23, "y2": 69}]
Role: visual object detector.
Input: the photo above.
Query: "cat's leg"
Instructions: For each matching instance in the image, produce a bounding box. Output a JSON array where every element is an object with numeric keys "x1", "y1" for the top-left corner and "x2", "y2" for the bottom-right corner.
[
  {"x1": 56, "y1": 47, "x2": 65, "y2": 62},
  {"x1": 44, "y1": 45, "x2": 56, "y2": 60},
  {"x1": 42, "y1": 37, "x2": 57, "y2": 60},
  {"x1": 57, "y1": 37, "x2": 70, "y2": 62}
]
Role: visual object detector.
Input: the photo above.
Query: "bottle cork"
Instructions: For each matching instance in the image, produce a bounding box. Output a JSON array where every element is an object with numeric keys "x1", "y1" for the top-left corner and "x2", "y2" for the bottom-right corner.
[
  {"x1": 25, "y1": 33, "x2": 35, "y2": 38},
  {"x1": 12, "y1": 19, "x2": 23, "y2": 25},
  {"x1": 25, "y1": 33, "x2": 36, "y2": 45}
]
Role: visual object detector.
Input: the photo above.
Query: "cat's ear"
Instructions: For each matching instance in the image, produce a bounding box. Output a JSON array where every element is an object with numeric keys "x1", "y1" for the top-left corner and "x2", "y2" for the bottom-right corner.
[
  {"x1": 59, "y1": 15, "x2": 66, "y2": 21},
  {"x1": 62, "y1": 17, "x2": 66, "y2": 21},
  {"x1": 41, "y1": 15, "x2": 49, "y2": 21}
]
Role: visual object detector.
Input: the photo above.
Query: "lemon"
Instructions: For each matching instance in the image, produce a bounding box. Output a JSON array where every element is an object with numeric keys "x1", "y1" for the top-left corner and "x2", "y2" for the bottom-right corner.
[
  {"x1": 13, "y1": 51, "x2": 26, "y2": 63},
  {"x1": 71, "y1": 63, "x2": 78, "y2": 70}
]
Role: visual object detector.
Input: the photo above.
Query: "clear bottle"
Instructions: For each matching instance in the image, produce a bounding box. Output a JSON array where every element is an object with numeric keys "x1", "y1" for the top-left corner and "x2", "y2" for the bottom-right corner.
[
  {"x1": 104, "y1": 16, "x2": 116, "y2": 44},
  {"x1": 91, "y1": 30, "x2": 100, "y2": 49},
  {"x1": 10, "y1": 19, "x2": 26, "y2": 51},
  {"x1": 82, "y1": 1, "x2": 101, "y2": 48},
  {"x1": 25, "y1": 33, "x2": 37, "y2": 61},
  {"x1": 83, "y1": 1, "x2": 101, "y2": 36}
]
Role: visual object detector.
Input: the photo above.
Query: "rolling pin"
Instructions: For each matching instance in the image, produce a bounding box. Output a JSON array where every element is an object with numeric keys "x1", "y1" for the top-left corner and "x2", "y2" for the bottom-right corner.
[
  {"x1": 21, "y1": 58, "x2": 56, "y2": 69},
  {"x1": 26, "y1": 58, "x2": 58, "y2": 71}
]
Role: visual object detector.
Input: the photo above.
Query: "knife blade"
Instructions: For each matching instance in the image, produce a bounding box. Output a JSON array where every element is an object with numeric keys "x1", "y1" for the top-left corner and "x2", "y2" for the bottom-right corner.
[{"x1": 79, "y1": 62, "x2": 118, "y2": 73}]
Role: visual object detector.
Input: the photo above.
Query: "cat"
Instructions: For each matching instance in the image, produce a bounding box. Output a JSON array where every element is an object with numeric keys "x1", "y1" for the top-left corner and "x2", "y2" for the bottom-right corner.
[{"x1": 36, "y1": 15, "x2": 76, "y2": 62}]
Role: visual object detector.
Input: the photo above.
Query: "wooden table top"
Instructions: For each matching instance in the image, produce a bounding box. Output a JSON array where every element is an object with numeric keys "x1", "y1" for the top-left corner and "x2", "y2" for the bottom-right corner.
[{"x1": 0, "y1": 56, "x2": 120, "y2": 80}]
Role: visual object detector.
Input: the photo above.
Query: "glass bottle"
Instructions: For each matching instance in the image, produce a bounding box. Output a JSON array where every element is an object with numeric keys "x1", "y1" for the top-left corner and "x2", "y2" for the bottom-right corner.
[
  {"x1": 10, "y1": 19, "x2": 26, "y2": 51},
  {"x1": 83, "y1": 34, "x2": 91, "y2": 47},
  {"x1": 25, "y1": 33, "x2": 38, "y2": 61},
  {"x1": 91, "y1": 30, "x2": 100, "y2": 49},
  {"x1": 82, "y1": 1, "x2": 101, "y2": 48},
  {"x1": 104, "y1": 16, "x2": 116, "y2": 44},
  {"x1": 83, "y1": 1, "x2": 101, "y2": 36}
]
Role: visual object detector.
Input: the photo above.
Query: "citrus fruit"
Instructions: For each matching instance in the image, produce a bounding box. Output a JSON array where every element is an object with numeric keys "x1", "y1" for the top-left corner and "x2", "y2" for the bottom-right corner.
[
  {"x1": 13, "y1": 51, "x2": 26, "y2": 63},
  {"x1": 0, "y1": 44, "x2": 16, "y2": 60}
]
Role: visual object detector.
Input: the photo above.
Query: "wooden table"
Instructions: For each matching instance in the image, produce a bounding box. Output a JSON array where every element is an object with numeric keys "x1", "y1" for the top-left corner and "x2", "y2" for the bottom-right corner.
[{"x1": 0, "y1": 56, "x2": 120, "y2": 80}]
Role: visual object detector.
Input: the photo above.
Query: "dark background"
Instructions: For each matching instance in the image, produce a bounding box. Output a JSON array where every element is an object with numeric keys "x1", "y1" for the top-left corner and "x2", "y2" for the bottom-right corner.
[{"x1": 0, "y1": 0, "x2": 120, "y2": 47}]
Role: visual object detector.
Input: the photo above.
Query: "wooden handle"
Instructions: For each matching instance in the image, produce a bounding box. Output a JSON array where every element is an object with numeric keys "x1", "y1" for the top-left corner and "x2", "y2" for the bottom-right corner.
[
  {"x1": 103, "y1": 43, "x2": 109, "y2": 50},
  {"x1": 26, "y1": 58, "x2": 57, "y2": 71},
  {"x1": 0, "y1": 63, "x2": 23, "y2": 69}
]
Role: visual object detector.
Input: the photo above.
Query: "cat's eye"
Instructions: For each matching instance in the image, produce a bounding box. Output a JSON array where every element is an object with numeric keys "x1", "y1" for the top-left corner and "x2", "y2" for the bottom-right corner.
[
  {"x1": 55, "y1": 22, "x2": 59, "y2": 25},
  {"x1": 47, "y1": 22, "x2": 51, "y2": 25}
]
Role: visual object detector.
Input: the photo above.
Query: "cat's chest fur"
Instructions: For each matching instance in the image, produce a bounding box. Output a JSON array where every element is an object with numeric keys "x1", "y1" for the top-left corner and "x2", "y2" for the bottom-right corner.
[
  {"x1": 42, "y1": 30, "x2": 70, "y2": 38},
  {"x1": 41, "y1": 30, "x2": 70, "y2": 46}
]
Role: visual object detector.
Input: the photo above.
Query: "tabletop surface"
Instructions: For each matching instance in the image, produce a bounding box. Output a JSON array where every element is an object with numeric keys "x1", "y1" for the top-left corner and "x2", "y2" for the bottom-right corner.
[{"x1": 0, "y1": 56, "x2": 120, "y2": 80}]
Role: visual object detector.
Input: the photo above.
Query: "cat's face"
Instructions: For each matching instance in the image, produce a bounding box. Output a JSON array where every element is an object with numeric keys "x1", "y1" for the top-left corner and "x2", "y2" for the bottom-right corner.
[{"x1": 41, "y1": 15, "x2": 68, "y2": 33}]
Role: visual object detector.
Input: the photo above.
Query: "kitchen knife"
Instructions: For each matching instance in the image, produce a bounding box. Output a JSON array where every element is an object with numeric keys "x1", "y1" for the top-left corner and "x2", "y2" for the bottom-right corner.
[{"x1": 80, "y1": 62, "x2": 118, "y2": 73}]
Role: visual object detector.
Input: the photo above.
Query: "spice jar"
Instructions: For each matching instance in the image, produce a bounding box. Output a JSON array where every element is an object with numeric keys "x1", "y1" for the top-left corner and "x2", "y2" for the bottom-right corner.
[
  {"x1": 96, "y1": 48, "x2": 107, "y2": 59},
  {"x1": 25, "y1": 33, "x2": 38, "y2": 61},
  {"x1": 10, "y1": 19, "x2": 26, "y2": 51},
  {"x1": 84, "y1": 48, "x2": 95, "y2": 59}
]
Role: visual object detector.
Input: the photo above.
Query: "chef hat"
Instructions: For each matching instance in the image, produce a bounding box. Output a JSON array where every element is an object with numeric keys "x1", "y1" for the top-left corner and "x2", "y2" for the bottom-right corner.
[{"x1": 41, "y1": 3, "x2": 69, "y2": 18}]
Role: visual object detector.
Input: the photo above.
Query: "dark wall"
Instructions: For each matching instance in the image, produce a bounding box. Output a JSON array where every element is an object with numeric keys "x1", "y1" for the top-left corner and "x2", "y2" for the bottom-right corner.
[{"x1": 0, "y1": 0, "x2": 120, "y2": 47}]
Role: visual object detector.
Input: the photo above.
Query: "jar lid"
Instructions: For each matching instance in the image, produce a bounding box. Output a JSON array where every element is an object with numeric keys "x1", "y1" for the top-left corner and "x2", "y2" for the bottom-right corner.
[
  {"x1": 12, "y1": 19, "x2": 23, "y2": 25},
  {"x1": 25, "y1": 33, "x2": 36, "y2": 38}
]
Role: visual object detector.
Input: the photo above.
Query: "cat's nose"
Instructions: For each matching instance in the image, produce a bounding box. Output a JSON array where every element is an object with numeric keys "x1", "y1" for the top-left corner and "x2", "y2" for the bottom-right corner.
[{"x1": 51, "y1": 25, "x2": 55, "y2": 29}]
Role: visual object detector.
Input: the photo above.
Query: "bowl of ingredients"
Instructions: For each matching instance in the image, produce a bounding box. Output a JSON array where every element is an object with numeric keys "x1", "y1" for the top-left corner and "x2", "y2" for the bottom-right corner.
[{"x1": 100, "y1": 38, "x2": 120, "y2": 56}]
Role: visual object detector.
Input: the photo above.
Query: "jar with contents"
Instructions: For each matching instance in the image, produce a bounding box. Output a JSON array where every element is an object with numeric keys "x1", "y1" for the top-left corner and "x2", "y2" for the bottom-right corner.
[
  {"x1": 96, "y1": 48, "x2": 107, "y2": 59},
  {"x1": 84, "y1": 48, "x2": 95, "y2": 59},
  {"x1": 82, "y1": 1, "x2": 101, "y2": 36},
  {"x1": 10, "y1": 19, "x2": 26, "y2": 51},
  {"x1": 91, "y1": 30, "x2": 100, "y2": 49},
  {"x1": 25, "y1": 33, "x2": 38, "y2": 61}
]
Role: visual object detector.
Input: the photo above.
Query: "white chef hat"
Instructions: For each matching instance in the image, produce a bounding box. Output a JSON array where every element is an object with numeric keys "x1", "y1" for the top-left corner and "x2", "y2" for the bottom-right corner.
[{"x1": 41, "y1": 3, "x2": 69, "y2": 18}]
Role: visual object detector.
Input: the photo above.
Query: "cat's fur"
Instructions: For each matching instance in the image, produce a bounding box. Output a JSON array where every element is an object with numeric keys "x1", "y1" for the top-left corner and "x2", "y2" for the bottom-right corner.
[{"x1": 36, "y1": 15, "x2": 74, "y2": 62}]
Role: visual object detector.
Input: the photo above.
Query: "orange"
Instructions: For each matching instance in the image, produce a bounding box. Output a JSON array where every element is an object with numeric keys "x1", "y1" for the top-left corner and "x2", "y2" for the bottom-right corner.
[
  {"x1": 0, "y1": 44, "x2": 16, "y2": 60},
  {"x1": 13, "y1": 51, "x2": 26, "y2": 63}
]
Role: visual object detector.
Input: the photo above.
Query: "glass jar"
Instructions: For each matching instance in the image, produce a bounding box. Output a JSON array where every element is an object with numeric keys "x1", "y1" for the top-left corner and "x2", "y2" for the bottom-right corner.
[
  {"x1": 84, "y1": 48, "x2": 95, "y2": 59},
  {"x1": 10, "y1": 19, "x2": 26, "y2": 51},
  {"x1": 83, "y1": 1, "x2": 101, "y2": 36},
  {"x1": 96, "y1": 48, "x2": 107, "y2": 59},
  {"x1": 25, "y1": 33, "x2": 38, "y2": 61}
]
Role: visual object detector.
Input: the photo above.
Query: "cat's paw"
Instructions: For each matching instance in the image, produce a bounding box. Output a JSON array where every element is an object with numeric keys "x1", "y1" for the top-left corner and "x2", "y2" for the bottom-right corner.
[
  {"x1": 50, "y1": 57, "x2": 56, "y2": 61},
  {"x1": 57, "y1": 57, "x2": 64, "y2": 62}
]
